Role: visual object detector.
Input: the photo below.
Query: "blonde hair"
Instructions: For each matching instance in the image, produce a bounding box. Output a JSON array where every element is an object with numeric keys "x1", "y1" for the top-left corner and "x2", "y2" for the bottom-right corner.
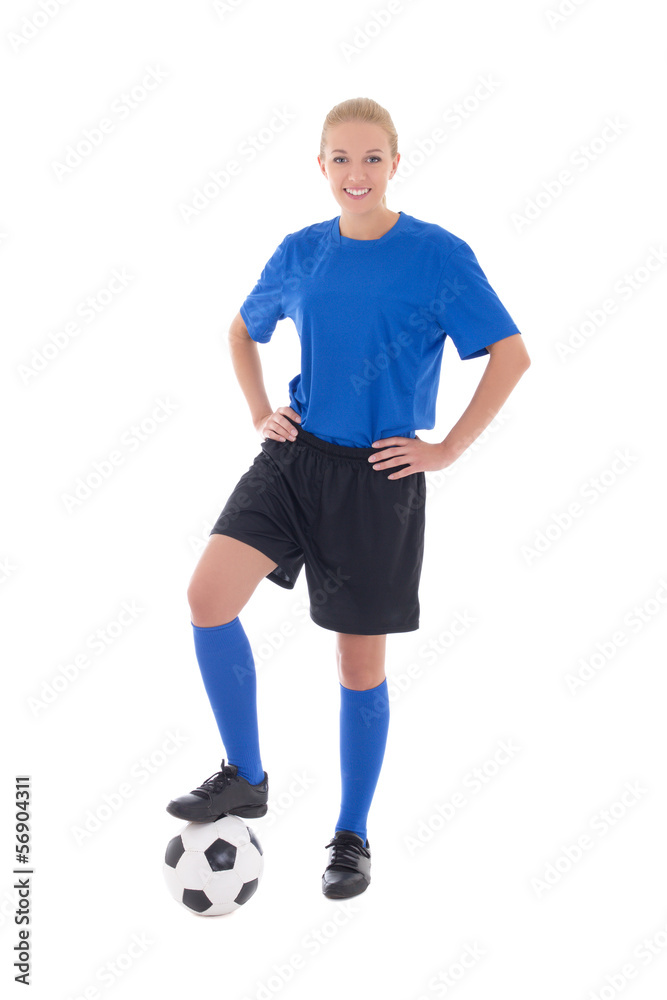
[{"x1": 320, "y1": 97, "x2": 398, "y2": 209}]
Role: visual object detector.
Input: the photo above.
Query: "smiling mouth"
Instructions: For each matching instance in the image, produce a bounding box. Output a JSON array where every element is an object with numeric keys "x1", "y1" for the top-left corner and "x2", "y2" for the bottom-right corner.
[{"x1": 344, "y1": 188, "x2": 371, "y2": 198}]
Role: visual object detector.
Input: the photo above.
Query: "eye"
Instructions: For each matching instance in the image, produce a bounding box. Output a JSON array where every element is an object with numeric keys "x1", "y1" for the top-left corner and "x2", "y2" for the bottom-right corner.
[{"x1": 332, "y1": 156, "x2": 382, "y2": 164}]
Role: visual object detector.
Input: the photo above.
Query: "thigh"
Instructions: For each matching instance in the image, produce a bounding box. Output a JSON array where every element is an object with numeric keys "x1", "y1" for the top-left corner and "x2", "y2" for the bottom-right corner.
[
  {"x1": 209, "y1": 441, "x2": 312, "y2": 591},
  {"x1": 187, "y1": 534, "x2": 278, "y2": 627}
]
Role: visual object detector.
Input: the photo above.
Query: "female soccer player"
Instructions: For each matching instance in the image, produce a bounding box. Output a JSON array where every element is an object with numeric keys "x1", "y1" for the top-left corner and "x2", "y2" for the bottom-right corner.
[{"x1": 166, "y1": 97, "x2": 531, "y2": 899}]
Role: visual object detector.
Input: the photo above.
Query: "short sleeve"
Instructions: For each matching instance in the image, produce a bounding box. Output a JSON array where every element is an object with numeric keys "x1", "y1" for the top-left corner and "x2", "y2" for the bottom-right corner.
[
  {"x1": 434, "y1": 241, "x2": 521, "y2": 360},
  {"x1": 239, "y1": 236, "x2": 287, "y2": 343}
]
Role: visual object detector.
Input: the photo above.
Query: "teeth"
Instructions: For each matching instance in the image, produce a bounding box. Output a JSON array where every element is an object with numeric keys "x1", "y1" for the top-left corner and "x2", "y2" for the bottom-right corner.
[{"x1": 345, "y1": 188, "x2": 369, "y2": 195}]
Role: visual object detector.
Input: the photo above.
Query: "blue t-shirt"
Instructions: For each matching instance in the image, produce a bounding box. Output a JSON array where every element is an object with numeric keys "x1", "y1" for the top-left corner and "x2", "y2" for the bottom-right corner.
[{"x1": 239, "y1": 210, "x2": 521, "y2": 447}]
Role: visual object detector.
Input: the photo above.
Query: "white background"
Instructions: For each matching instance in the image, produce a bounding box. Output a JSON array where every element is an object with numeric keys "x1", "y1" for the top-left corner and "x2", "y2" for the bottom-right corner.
[{"x1": 2, "y1": 1, "x2": 666, "y2": 998}]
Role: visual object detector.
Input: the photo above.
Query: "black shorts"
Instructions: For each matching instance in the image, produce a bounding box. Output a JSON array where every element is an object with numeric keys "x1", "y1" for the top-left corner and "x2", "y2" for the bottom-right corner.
[{"x1": 209, "y1": 415, "x2": 426, "y2": 635}]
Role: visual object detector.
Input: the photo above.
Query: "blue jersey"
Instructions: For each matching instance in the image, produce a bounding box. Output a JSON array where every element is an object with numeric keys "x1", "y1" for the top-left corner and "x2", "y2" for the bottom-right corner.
[{"x1": 239, "y1": 210, "x2": 521, "y2": 448}]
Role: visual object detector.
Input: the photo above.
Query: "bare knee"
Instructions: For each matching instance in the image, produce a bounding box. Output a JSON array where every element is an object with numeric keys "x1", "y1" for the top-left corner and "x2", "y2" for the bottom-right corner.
[
  {"x1": 336, "y1": 633, "x2": 387, "y2": 690},
  {"x1": 338, "y1": 669, "x2": 385, "y2": 691},
  {"x1": 186, "y1": 534, "x2": 277, "y2": 627},
  {"x1": 187, "y1": 599, "x2": 236, "y2": 629},
  {"x1": 186, "y1": 578, "x2": 240, "y2": 628}
]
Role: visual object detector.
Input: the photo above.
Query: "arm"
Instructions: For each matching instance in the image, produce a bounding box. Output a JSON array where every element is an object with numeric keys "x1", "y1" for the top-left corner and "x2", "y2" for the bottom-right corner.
[
  {"x1": 438, "y1": 332, "x2": 531, "y2": 465},
  {"x1": 227, "y1": 311, "x2": 274, "y2": 432}
]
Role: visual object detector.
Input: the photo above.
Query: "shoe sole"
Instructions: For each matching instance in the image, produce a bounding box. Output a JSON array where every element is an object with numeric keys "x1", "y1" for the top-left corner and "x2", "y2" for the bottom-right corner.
[
  {"x1": 322, "y1": 880, "x2": 369, "y2": 898},
  {"x1": 229, "y1": 803, "x2": 268, "y2": 819},
  {"x1": 166, "y1": 802, "x2": 268, "y2": 822}
]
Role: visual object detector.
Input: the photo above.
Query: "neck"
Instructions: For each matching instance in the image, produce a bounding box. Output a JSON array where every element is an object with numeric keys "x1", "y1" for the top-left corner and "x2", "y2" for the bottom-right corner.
[{"x1": 338, "y1": 207, "x2": 400, "y2": 241}]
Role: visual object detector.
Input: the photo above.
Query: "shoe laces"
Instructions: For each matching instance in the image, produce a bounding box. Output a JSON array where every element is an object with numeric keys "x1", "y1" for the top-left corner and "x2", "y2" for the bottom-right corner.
[
  {"x1": 324, "y1": 833, "x2": 370, "y2": 871},
  {"x1": 192, "y1": 759, "x2": 240, "y2": 798}
]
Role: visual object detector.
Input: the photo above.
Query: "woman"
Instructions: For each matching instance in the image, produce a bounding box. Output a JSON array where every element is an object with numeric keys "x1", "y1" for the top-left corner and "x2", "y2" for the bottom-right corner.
[{"x1": 166, "y1": 96, "x2": 531, "y2": 899}]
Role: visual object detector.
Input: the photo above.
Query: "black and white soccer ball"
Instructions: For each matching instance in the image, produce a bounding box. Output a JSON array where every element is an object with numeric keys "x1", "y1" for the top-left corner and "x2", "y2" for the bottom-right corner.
[{"x1": 163, "y1": 815, "x2": 264, "y2": 916}]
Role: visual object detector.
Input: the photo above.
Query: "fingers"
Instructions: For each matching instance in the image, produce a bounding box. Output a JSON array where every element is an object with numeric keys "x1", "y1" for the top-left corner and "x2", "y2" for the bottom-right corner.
[
  {"x1": 279, "y1": 405, "x2": 301, "y2": 423},
  {"x1": 272, "y1": 407, "x2": 299, "y2": 442},
  {"x1": 274, "y1": 423, "x2": 297, "y2": 441}
]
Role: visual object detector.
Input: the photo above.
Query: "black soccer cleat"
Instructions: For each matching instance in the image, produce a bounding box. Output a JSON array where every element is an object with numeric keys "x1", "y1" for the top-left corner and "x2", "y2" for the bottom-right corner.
[
  {"x1": 322, "y1": 830, "x2": 371, "y2": 898},
  {"x1": 166, "y1": 759, "x2": 268, "y2": 822}
]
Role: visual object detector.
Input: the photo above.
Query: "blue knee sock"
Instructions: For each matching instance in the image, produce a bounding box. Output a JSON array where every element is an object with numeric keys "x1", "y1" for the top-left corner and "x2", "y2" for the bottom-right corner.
[
  {"x1": 335, "y1": 678, "x2": 390, "y2": 843},
  {"x1": 191, "y1": 617, "x2": 265, "y2": 786}
]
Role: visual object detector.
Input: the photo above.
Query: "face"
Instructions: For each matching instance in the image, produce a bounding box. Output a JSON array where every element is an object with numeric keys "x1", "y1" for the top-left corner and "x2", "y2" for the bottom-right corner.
[{"x1": 318, "y1": 121, "x2": 400, "y2": 214}]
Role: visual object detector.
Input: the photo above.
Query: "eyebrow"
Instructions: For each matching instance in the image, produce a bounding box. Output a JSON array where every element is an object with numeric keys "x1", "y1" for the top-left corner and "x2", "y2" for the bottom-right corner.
[{"x1": 330, "y1": 148, "x2": 384, "y2": 154}]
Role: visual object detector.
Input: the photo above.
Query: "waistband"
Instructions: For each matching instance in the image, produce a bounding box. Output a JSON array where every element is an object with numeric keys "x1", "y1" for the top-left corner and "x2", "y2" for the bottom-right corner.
[{"x1": 283, "y1": 414, "x2": 389, "y2": 460}]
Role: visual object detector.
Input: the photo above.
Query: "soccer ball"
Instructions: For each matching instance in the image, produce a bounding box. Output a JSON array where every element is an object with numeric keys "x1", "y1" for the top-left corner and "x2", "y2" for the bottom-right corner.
[{"x1": 163, "y1": 815, "x2": 264, "y2": 916}]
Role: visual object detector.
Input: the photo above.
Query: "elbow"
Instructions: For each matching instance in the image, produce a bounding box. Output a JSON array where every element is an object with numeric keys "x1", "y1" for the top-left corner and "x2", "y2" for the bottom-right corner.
[
  {"x1": 228, "y1": 311, "x2": 251, "y2": 345},
  {"x1": 513, "y1": 335, "x2": 531, "y2": 372}
]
